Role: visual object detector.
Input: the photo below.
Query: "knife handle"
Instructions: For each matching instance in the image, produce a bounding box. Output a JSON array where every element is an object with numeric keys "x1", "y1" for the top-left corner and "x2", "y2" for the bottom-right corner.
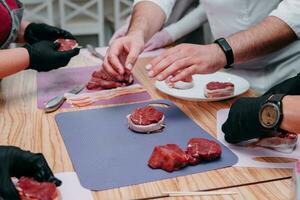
[{"x1": 44, "y1": 95, "x2": 65, "y2": 113}]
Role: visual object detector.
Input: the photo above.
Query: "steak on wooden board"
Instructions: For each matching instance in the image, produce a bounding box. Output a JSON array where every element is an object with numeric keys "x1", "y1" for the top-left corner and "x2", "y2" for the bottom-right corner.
[
  {"x1": 204, "y1": 81, "x2": 234, "y2": 98},
  {"x1": 86, "y1": 67, "x2": 133, "y2": 90},
  {"x1": 17, "y1": 177, "x2": 59, "y2": 200},
  {"x1": 148, "y1": 138, "x2": 222, "y2": 172},
  {"x1": 127, "y1": 106, "x2": 165, "y2": 133},
  {"x1": 55, "y1": 38, "x2": 78, "y2": 52}
]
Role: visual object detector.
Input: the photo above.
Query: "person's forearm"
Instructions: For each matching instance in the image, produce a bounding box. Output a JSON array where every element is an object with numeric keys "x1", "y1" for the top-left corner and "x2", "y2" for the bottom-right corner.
[
  {"x1": 16, "y1": 21, "x2": 30, "y2": 43},
  {"x1": 128, "y1": 2, "x2": 166, "y2": 42},
  {"x1": 280, "y1": 95, "x2": 300, "y2": 133},
  {"x1": 227, "y1": 16, "x2": 297, "y2": 64},
  {"x1": 0, "y1": 48, "x2": 30, "y2": 78}
]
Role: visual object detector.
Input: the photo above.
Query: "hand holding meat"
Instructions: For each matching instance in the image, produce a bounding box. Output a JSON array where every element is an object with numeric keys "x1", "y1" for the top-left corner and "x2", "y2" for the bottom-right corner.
[
  {"x1": 146, "y1": 43, "x2": 226, "y2": 83},
  {"x1": 103, "y1": 32, "x2": 145, "y2": 78},
  {"x1": 222, "y1": 96, "x2": 273, "y2": 144},
  {"x1": 24, "y1": 23, "x2": 76, "y2": 44},
  {"x1": 0, "y1": 146, "x2": 61, "y2": 200},
  {"x1": 24, "y1": 41, "x2": 79, "y2": 72}
]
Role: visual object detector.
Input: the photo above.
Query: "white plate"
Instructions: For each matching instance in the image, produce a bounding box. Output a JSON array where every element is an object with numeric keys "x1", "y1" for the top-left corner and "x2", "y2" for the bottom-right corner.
[{"x1": 155, "y1": 71, "x2": 250, "y2": 101}]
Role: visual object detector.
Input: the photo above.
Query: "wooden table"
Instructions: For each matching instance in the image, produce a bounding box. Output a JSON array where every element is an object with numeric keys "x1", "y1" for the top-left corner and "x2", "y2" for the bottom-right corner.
[{"x1": 0, "y1": 55, "x2": 293, "y2": 200}]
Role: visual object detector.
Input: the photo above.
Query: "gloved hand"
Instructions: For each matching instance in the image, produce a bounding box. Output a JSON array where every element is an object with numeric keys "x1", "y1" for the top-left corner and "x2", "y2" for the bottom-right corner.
[
  {"x1": 222, "y1": 73, "x2": 300, "y2": 144},
  {"x1": 143, "y1": 29, "x2": 173, "y2": 52},
  {"x1": 24, "y1": 23, "x2": 76, "y2": 44},
  {"x1": 0, "y1": 146, "x2": 61, "y2": 200},
  {"x1": 24, "y1": 41, "x2": 80, "y2": 72},
  {"x1": 221, "y1": 96, "x2": 272, "y2": 144}
]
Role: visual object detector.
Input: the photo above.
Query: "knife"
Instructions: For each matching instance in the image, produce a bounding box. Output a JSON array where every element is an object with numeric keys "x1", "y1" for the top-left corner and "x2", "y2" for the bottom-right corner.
[
  {"x1": 86, "y1": 44, "x2": 105, "y2": 61},
  {"x1": 44, "y1": 84, "x2": 85, "y2": 113}
]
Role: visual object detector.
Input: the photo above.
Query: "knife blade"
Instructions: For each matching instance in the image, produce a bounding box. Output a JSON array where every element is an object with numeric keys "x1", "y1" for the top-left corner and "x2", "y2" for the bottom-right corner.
[
  {"x1": 86, "y1": 44, "x2": 105, "y2": 61},
  {"x1": 44, "y1": 84, "x2": 85, "y2": 113}
]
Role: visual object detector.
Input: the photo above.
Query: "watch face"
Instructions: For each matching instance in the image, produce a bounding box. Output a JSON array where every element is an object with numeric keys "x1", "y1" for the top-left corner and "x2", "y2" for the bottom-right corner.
[{"x1": 260, "y1": 103, "x2": 279, "y2": 128}]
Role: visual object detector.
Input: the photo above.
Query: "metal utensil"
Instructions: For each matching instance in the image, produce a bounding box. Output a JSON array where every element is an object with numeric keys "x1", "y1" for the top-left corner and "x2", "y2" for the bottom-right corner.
[
  {"x1": 44, "y1": 84, "x2": 85, "y2": 113},
  {"x1": 86, "y1": 44, "x2": 105, "y2": 61}
]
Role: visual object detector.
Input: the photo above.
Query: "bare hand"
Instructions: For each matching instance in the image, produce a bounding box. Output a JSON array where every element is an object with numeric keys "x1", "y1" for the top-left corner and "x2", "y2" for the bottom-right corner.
[
  {"x1": 103, "y1": 32, "x2": 144, "y2": 80},
  {"x1": 146, "y1": 43, "x2": 226, "y2": 82}
]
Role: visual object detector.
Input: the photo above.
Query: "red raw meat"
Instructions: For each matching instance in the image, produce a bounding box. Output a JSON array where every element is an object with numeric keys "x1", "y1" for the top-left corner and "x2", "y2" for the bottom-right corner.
[
  {"x1": 204, "y1": 81, "x2": 234, "y2": 98},
  {"x1": 253, "y1": 132, "x2": 298, "y2": 153},
  {"x1": 17, "y1": 177, "x2": 58, "y2": 200},
  {"x1": 86, "y1": 67, "x2": 133, "y2": 90},
  {"x1": 186, "y1": 138, "x2": 222, "y2": 164},
  {"x1": 127, "y1": 106, "x2": 165, "y2": 133},
  {"x1": 148, "y1": 144, "x2": 195, "y2": 172},
  {"x1": 56, "y1": 38, "x2": 78, "y2": 51},
  {"x1": 130, "y1": 106, "x2": 163, "y2": 125}
]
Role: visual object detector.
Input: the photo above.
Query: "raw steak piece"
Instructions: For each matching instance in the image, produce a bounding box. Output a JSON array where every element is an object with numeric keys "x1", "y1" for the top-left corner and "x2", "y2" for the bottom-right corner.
[
  {"x1": 55, "y1": 38, "x2": 78, "y2": 51},
  {"x1": 86, "y1": 67, "x2": 134, "y2": 90},
  {"x1": 253, "y1": 132, "x2": 298, "y2": 153},
  {"x1": 17, "y1": 177, "x2": 59, "y2": 200},
  {"x1": 127, "y1": 106, "x2": 165, "y2": 133},
  {"x1": 186, "y1": 138, "x2": 222, "y2": 164},
  {"x1": 148, "y1": 144, "x2": 195, "y2": 172},
  {"x1": 204, "y1": 81, "x2": 234, "y2": 98},
  {"x1": 166, "y1": 74, "x2": 194, "y2": 90}
]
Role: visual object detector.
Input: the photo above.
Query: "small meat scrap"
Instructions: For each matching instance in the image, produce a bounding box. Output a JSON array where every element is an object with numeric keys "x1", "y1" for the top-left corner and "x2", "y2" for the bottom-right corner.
[
  {"x1": 253, "y1": 132, "x2": 298, "y2": 153},
  {"x1": 127, "y1": 106, "x2": 165, "y2": 133},
  {"x1": 86, "y1": 67, "x2": 133, "y2": 90},
  {"x1": 186, "y1": 138, "x2": 222, "y2": 164},
  {"x1": 55, "y1": 38, "x2": 78, "y2": 51},
  {"x1": 148, "y1": 144, "x2": 194, "y2": 172},
  {"x1": 204, "y1": 81, "x2": 234, "y2": 98},
  {"x1": 166, "y1": 74, "x2": 194, "y2": 90},
  {"x1": 17, "y1": 177, "x2": 59, "y2": 200}
]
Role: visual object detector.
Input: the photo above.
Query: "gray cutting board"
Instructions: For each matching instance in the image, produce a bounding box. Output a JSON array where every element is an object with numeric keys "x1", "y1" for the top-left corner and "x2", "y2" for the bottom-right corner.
[{"x1": 55, "y1": 100, "x2": 238, "y2": 191}]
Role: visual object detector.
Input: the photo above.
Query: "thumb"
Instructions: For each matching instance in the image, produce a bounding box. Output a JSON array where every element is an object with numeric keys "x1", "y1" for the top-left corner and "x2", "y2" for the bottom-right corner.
[
  {"x1": 60, "y1": 48, "x2": 80, "y2": 58},
  {"x1": 52, "y1": 42, "x2": 61, "y2": 50},
  {"x1": 125, "y1": 47, "x2": 141, "y2": 70},
  {"x1": 0, "y1": 173, "x2": 20, "y2": 200}
]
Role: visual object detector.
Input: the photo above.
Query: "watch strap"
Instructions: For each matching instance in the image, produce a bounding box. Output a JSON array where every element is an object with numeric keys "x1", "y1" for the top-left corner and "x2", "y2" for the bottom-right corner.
[
  {"x1": 265, "y1": 94, "x2": 286, "y2": 131},
  {"x1": 214, "y1": 38, "x2": 234, "y2": 68}
]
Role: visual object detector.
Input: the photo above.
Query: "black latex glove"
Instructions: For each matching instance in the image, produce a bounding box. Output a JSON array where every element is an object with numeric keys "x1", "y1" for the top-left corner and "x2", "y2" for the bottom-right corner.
[
  {"x1": 221, "y1": 96, "x2": 273, "y2": 144},
  {"x1": 24, "y1": 41, "x2": 80, "y2": 72},
  {"x1": 263, "y1": 73, "x2": 300, "y2": 96},
  {"x1": 0, "y1": 146, "x2": 61, "y2": 200},
  {"x1": 222, "y1": 73, "x2": 300, "y2": 144},
  {"x1": 24, "y1": 23, "x2": 76, "y2": 44}
]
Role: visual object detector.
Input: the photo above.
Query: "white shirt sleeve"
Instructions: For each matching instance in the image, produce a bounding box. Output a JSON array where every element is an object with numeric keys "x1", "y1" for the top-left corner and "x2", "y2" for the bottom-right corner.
[
  {"x1": 133, "y1": 0, "x2": 176, "y2": 22},
  {"x1": 269, "y1": 0, "x2": 300, "y2": 38},
  {"x1": 164, "y1": 4, "x2": 207, "y2": 41}
]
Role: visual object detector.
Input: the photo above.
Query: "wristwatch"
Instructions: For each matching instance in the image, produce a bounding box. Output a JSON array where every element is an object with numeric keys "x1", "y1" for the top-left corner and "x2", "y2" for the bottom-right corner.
[
  {"x1": 214, "y1": 38, "x2": 234, "y2": 69},
  {"x1": 259, "y1": 94, "x2": 286, "y2": 131}
]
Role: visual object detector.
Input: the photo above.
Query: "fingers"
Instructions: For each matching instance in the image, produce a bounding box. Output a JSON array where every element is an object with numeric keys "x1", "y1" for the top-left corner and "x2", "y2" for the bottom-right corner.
[
  {"x1": 125, "y1": 45, "x2": 141, "y2": 70},
  {"x1": 60, "y1": 48, "x2": 80, "y2": 58},
  {"x1": 148, "y1": 51, "x2": 186, "y2": 79},
  {"x1": 0, "y1": 173, "x2": 20, "y2": 200},
  {"x1": 170, "y1": 65, "x2": 197, "y2": 82},
  {"x1": 155, "y1": 58, "x2": 193, "y2": 81},
  {"x1": 103, "y1": 58, "x2": 123, "y2": 81},
  {"x1": 105, "y1": 42, "x2": 126, "y2": 75},
  {"x1": 29, "y1": 153, "x2": 62, "y2": 186}
]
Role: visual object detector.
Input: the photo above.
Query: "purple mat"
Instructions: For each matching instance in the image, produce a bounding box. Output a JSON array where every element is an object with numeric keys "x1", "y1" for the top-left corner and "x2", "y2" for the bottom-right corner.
[
  {"x1": 55, "y1": 100, "x2": 238, "y2": 191},
  {"x1": 37, "y1": 66, "x2": 151, "y2": 109}
]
